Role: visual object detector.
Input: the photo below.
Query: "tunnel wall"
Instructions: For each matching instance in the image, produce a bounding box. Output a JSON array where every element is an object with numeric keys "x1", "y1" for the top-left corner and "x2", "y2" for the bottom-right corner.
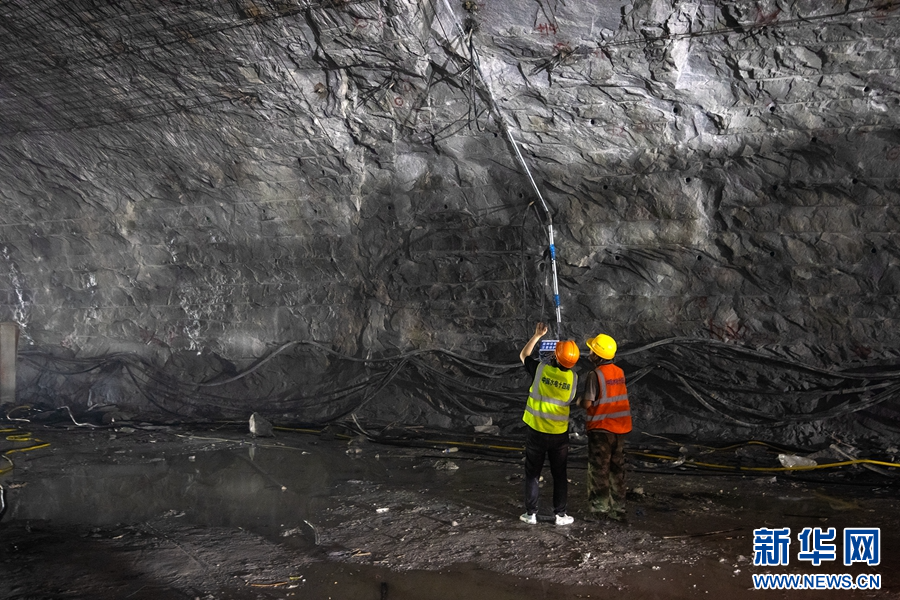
[{"x1": 1, "y1": 0, "x2": 899, "y2": 448}]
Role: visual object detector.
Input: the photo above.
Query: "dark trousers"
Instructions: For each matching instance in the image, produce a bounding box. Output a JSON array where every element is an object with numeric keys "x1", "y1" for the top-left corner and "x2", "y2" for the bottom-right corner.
[
  {"x1": 523, "y1": 426, "x2": 569, "y2": 516},
  {"x1": 587, "y1": 430, "x2": 626, "y2": 514}
]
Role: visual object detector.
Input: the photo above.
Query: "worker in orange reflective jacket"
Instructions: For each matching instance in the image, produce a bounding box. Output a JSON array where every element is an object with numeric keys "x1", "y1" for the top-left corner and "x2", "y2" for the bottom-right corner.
[
  {"x1": 518, "y1": 322, "x2": 580, "y2": 526},
  {"x1": 579, "y1": 333, "x2": 632, "y2": 522}
]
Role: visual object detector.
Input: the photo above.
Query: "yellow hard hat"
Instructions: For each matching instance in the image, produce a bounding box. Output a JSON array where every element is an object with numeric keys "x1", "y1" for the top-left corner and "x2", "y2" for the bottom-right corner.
[
  {"x1": 554, "y1": 340, "x2": 580, "y2": 368},
  {"x1": 586, "y1": 334, "x2": 617, "y2": 360}
]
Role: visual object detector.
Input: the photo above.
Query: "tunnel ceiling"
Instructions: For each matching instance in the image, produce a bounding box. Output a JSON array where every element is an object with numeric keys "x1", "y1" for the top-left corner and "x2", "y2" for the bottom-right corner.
[{"x1": 1, "y1": 0, "x2": 900, "y2": 449}]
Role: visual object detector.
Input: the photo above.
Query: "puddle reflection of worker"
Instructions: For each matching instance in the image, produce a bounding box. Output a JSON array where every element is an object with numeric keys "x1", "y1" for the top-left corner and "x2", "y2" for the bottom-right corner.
[
  {"x1": 517, "y1": 322, "x2": 580, "y2": 526},
  {"x1": 579, "y1": 334, "x2": 632, "y2": 522}
]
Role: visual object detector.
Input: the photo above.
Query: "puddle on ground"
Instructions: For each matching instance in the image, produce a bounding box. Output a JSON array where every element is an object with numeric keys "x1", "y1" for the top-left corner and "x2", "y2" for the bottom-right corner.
[{"x1": 8, "y1": 443, "x2": 336, "y2": 548}]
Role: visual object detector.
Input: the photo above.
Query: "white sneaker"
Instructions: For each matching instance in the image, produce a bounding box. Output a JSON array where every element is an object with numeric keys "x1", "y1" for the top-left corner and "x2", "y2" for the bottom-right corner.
[
  {"x1": 555, "y1": 513, "x2": 574, "y2": 526},
  {"x1": 519, "y1": 513, "x2": 537, "y2": 525}
]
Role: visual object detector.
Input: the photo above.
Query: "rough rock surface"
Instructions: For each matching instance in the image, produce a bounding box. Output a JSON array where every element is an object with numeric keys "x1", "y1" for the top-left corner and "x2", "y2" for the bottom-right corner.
[{"x1": 1, "y1": 0, "x2": 899, "y2": 448}]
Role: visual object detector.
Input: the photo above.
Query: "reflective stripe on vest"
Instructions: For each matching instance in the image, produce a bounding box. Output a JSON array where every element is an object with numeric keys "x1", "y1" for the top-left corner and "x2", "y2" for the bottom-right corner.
[
  {"x1": 522, "y1": 362, "x2": 577, "y2": 434},
  {"x1": 585, "y1": 364, "x2": 632, "y2": 434},
  {"x1": 586, "y1": 410, "x2": 632, "y2": 422}
]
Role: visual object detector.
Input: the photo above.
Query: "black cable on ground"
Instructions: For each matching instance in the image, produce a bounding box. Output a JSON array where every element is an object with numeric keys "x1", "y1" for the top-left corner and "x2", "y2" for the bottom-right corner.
[
  {"x1": 11, "y1": 413, "x2": 899, "y2": 490},
  {"x1": 268, "y1": 421, "x2": 900, "y2": 480}
]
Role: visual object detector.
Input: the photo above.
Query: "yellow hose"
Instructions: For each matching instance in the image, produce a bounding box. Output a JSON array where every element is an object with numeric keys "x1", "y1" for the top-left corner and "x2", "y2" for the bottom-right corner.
[
  {"x1": 0, "y1": 427, "x2": 51, "y2": 476},
  {"x1": 631, "y1": 450, "x2": 900, "y2": 472}
]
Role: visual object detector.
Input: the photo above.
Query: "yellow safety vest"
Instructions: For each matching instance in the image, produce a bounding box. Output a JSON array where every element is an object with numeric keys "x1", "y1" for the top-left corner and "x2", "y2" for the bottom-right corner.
[{"x1": 523, "y1": 362, "x2": 578, "y2": 434}]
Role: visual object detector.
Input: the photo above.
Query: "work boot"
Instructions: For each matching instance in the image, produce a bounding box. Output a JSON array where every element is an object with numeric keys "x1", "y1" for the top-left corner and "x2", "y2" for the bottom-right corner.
[{"x1": 608, "y1": 510, "x2": 628, "y2": 523}]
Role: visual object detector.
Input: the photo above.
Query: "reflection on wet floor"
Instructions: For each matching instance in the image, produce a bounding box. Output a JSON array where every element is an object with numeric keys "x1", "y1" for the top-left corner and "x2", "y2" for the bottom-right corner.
[
  {"x1": 1, "y1": 425, "x2": 898, "y2": 599},
  {"x1": 11, "y1": 447, "x2": 319, "y2": 547}
]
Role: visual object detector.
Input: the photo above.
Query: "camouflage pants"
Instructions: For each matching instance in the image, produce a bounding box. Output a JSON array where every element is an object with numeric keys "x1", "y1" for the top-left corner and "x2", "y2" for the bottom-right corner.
[{"x1": 587, "y1": 430, "x2": 626, "y2": 516}]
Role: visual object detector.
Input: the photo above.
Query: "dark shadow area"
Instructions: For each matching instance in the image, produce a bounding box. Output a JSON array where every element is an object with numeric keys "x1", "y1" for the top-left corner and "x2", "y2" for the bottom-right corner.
[{"x1": 1, "y1": 421, "x2": 897, "y2": 599}]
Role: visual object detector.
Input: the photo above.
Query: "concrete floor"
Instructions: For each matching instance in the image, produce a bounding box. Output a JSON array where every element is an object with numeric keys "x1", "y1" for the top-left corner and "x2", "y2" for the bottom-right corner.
[{"x1": 1, "y1": 423, "x2": 897, "y2": 599}]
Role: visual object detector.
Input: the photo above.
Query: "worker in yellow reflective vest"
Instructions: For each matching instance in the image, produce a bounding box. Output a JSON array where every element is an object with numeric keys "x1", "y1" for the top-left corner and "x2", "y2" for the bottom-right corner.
[
  {"x1": 518, "y1": 322, "x2": 580, "y2": 526},
  {"x1": 579, "y1": 333, "x2": 632, "y2": 522}
]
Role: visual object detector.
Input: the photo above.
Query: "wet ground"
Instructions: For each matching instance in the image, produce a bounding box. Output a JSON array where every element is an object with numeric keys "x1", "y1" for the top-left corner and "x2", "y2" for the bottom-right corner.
[{"x1": 1, "y1": 422, "x2": 898, "y2": 599}]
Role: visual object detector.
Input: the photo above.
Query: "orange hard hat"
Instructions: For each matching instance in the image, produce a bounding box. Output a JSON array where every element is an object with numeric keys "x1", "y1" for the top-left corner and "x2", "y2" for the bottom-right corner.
[
  {"x1": 586, "y1": 334, "x2": 617, "y2": 360},
  {"x1": 554, "y1": 340, "x2": 580, "y2": 368}
]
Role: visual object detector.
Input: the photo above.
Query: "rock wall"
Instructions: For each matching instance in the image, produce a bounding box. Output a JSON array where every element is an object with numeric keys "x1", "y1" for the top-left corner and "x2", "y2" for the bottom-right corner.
[{"x1": 1, "y1": 0, "x2": 899, "y2": 448}]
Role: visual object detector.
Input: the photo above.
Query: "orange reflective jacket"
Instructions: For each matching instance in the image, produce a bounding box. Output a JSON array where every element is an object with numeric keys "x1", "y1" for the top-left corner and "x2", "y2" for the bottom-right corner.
[{"x1": 585, "y1": 363, "x2": 632, "y2": 434}]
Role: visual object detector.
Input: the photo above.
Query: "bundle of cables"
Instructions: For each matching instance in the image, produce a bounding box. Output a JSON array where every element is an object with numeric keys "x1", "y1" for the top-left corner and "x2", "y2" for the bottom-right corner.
[
  {"x1": 11, "y1": 336, "x2": 900, "y2": 445},
  {"x1": 618, "y1": 337, "x2": 900, "y2": 432},
  {"x1": 17, "y1": 341, "x2": 526, "y2": 428}
]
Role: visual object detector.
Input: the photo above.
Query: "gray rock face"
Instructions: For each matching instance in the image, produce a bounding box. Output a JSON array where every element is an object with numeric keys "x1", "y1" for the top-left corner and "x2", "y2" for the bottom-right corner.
[{"x1": 1, "y1": 0, "x2": 899, "y2": 449}]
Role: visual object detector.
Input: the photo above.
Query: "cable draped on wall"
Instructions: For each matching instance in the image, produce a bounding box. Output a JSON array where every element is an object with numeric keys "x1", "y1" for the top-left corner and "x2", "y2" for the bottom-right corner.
[{"x1": 14, "y1": 338, "x2": 900, "y2": 449}]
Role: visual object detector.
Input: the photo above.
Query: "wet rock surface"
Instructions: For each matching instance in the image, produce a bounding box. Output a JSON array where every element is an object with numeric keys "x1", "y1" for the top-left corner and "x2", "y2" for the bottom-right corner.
[{"x1": 1, "y1": 425, "x2": 897, "y2": 599}]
